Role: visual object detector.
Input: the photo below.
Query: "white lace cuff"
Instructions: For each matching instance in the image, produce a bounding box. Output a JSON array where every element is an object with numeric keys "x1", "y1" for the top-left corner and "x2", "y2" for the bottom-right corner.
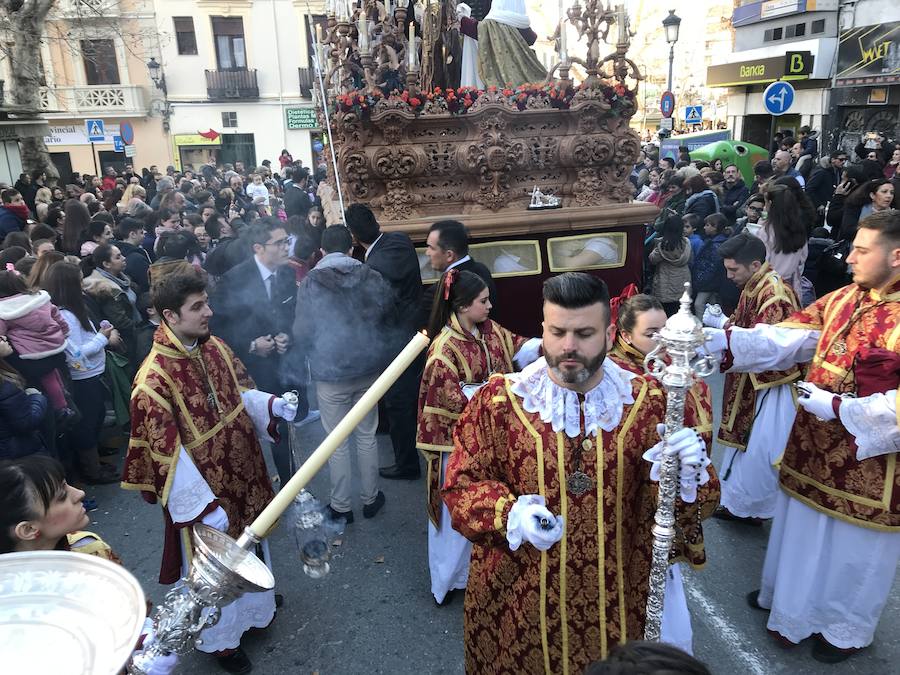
[
  {"x1": 241, "y1": 389, "x2": 277, "y2": 443},
  {"x1": 840, "y1": 389, "x2": 900, "y2": 461},
  {"x1": 728, "y1": 325, "x2": 820, "y2": 372},
  {"x1": 513, "y1": 338, "x2": 542, "y2": 370},
  {"x1": 461, "y1": 382, "x2": 486, "y2": 401},
  {"x1": 641, "y1": 441, "x2": 711, "y2": 504},
  {"x1": 167, "y1": 447, "x2": 216, "y2": 523}
]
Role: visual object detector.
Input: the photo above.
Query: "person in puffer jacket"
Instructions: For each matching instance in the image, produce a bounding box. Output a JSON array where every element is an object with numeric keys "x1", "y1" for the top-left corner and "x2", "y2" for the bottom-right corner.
[
  {"x1": 0, "y1": 337, "x2": 49, "y2": 460},
  {"x1": 691, "y1": 214, "x2": 729, "y2": 315},
  {"x1": 0, "y1": 267, "x2": 72, "y2": 423}
]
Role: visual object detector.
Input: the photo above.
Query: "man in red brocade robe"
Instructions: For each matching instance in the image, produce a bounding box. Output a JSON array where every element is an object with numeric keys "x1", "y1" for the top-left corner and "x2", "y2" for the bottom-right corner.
[
  {"x1": 121, "y1": 268, "x2": 297, "y2": 674},
  {"x1": 703, "y1": 211, "x2": 900, "y2": 663},
  {"x1": 443, "y1": 273, "x2": 717, "y2": 674},
  {"x1": 702, "y1": 234, "x2": 801, "y2": 523}
]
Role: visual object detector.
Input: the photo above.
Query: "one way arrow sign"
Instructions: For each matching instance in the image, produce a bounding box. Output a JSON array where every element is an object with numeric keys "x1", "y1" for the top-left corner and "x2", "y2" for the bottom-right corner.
[{"x1": 763, "y1": 81, "x2": 795, "y2": 116}]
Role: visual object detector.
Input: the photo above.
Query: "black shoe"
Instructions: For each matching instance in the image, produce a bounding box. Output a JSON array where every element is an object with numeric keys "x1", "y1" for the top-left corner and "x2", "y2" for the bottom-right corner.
[
  {"x1": 215, "y1": 646, "x2": 252, "y2": 674},
  {"x1": 811, "y1": 636, "x2": 863, "y2": 663},
  {"x1": 379, "y1": 465, "x2": 421, "y2": 480},
  {"x1": 274, "y1": 593, "x2": 284, "y2": 608},
  {"x1": 327, "y1": 505, "x2": 354, "y2": 524},
  {"x1": 746, "y1": 590, "x2": 766, "y2": 611},
  {"x1": 435, "y1": 589, "x2": 456, "y2": 607},
  {"x1": 712, "y1": 507, "x2": 763, "y2": 526},
  {"x1": 363, "y1": 491, "x2": 386, "y2": 519}
]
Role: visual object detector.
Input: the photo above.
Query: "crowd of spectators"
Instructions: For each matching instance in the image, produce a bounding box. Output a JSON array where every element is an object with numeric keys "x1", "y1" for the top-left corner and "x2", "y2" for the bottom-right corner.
[
  {"x1": 0, "y1": 153, "x2": 330, "y2": 510},
  {"x1": 631, "y1": 130, "x2": 900, "y2": 315}
]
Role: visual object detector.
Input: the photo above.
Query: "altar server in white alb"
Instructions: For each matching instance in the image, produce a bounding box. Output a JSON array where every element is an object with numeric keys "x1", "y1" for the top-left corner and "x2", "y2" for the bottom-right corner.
[
  {"x1": 703, "y1": 233, "x2": 801, "y2": 524},
  {"x1": 703, "y1": 211, "x2": 900, "y2": 663}
]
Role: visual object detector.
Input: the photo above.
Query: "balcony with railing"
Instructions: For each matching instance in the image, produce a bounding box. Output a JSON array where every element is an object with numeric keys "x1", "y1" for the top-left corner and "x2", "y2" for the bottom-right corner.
[
  {"x1": 39, "y1": 85, "x2": 148, "y2": 116},
  {"x1": 298, "y1": 67, "x2": 314, "y2": 98},
  {"x1": 205, "y1": 69, "x2": 259, "y2": 101}
]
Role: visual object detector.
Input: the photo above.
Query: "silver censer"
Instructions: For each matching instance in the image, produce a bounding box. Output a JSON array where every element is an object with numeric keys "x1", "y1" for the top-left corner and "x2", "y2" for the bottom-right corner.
[{"x1": 641, "y1": 284, "x2": 717, "y2": 641}]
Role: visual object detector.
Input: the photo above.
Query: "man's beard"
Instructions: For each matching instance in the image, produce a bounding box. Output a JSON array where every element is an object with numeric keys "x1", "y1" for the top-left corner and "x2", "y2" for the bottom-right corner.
[{"x1": 546, "y1": 348, "x2": 606, "y2": 385}]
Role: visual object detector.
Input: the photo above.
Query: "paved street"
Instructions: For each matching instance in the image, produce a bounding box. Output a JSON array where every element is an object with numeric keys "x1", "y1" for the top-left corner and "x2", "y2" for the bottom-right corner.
[{"x1": 92, "y1": 372, "x2": 900, "y2": 674}]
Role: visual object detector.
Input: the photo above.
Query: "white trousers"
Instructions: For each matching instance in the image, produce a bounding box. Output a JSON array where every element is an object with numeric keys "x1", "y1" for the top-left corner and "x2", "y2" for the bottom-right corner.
[
  {"x1": 759, "y1": 492, "x2": 900, "y2": 648},
  {"x1": 428, "y1": 454, "x2": 471, "y2": 602},
  {"x1": 720, "y1": 384, "x2": 796, "y2": 519}
]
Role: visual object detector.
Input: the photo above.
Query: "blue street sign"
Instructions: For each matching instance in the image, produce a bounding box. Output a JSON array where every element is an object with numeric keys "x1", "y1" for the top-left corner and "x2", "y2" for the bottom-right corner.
[
  {"x1": 119, "y1": 121, "x2": 135, "y2": 145},
  {"x1": 660, "y1": 91, "x2": 675, "y2": 118},
  {"x1": 763, "y1": 81, "x2": 795, "y2": 116},
  {"x1": 685, "y1": 106, "x2": 703, "y2": 124},
  {"x1": 113, "y1": 136, "x2": 124, "y2": 152},
  {"x1": 85, "y1": 119, "x2": 105, "y2": 142}
]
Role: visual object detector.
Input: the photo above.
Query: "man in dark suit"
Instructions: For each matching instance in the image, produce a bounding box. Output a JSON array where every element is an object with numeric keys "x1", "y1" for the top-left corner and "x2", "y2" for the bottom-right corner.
[
  {"x1": 210, "y1": 217, "x2": 305, "y2": 486},
  {"x1": 422, "y1": 219, "x2": 498, "y2": 321},
  {"x1": 346, "y1": 204, "x2": 424, "y2": 480}
]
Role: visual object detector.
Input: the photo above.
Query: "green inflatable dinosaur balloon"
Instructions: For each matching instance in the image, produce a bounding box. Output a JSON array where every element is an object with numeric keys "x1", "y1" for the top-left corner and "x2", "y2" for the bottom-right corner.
[{"x1": 689, "y1": 140, "x2": 769, "y2": 186}]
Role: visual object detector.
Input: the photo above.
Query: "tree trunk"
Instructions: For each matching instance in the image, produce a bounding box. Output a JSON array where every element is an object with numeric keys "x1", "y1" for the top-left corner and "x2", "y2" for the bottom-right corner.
[{"x1": 5, "y1": 0, "x2": 60, "y2": 183}]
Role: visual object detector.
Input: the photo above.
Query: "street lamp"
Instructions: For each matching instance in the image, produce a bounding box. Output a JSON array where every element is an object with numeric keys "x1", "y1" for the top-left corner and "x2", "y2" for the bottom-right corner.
[
  {"x1": 662, "y1": 9, "x2": 681, "y2": 95},
  {"x1": 147, "y1": 57, "x2": 167, "y2": 95}
]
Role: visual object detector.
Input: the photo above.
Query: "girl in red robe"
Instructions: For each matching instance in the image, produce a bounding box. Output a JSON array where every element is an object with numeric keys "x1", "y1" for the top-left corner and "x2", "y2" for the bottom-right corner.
[{"x1": 417, "y1": 269, "x2": 539, "y2": 605}]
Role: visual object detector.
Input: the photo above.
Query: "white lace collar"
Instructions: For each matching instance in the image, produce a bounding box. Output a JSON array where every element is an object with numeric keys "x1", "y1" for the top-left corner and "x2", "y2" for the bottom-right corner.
[{"x1": 509, "y1": 357, "x2": 636, "y2": 438}]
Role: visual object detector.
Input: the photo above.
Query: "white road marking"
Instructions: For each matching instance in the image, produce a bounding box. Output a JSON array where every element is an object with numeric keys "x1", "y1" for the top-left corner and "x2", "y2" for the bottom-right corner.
[{"x1": 685, "y1": 583, "x2": 772, "y2": 675}]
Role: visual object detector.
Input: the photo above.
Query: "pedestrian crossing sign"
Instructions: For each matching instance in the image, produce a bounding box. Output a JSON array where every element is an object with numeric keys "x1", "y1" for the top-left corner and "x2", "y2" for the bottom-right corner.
[
  {"x1": 85, "y1": 119, "x2": 105, "y2": 142},
  {"x1": 684, "y1": 106, "x2": 703, "y2": 124}
]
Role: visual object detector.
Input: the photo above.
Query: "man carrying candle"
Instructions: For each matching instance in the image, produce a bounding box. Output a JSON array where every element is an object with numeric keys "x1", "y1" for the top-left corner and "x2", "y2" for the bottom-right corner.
[
  {"x1": 443, "y1": 272, "x2": 718, "y2": 673},
  {"x1": 121, "y1": 267, "x2": 298, "y2": 674}
]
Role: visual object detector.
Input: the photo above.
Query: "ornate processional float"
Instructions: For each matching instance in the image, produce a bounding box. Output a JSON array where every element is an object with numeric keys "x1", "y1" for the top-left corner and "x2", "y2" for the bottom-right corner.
[{"x1": 315, "y1": 0, "x2": 656, "y2": 334}]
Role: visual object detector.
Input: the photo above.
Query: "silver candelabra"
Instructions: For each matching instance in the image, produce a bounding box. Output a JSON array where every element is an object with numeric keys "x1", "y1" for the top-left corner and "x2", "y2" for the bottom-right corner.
[{"x1": 641, "y1": 283, "x2": 717, "y2": 641}]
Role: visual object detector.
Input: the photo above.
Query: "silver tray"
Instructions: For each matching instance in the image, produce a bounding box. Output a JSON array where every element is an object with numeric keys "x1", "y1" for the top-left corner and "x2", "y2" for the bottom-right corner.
[{"x1": 0, "y1": 550, "x2": 146, "y2": 675}]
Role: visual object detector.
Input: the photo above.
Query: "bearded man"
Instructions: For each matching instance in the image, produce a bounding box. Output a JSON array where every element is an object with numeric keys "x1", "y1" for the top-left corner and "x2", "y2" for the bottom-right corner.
[
  {"x1": 703, "y1": 210, "x2": 900, "y2": 663},
  {"x1": 443, "y1": 273, "x2": 719, "y2": 674}
]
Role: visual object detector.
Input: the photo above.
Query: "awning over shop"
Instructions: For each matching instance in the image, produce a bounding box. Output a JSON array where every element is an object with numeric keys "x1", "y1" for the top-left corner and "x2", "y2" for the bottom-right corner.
[
  {"x1": 835, "y1": 22, "x2": 900, "y2": 87},
  {"x1": 706, "y1": 37, "x2": 836, "y2": 87}
]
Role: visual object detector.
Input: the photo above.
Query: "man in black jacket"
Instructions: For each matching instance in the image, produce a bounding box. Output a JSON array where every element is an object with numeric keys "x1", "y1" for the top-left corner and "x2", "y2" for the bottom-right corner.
[
  {"x1": 285, "y1": 168, "x2": 313, "y2": 220},
  {"x1": 346, "y1": 203, "x2": 424, "y2": 480},
  {"x1": 720, "y1": 164, "x2": 750, "y2": 226},
  {"x1": 805, "y1": 152, "x2": 846, "y2": 213},
  {"x1": 423, "y1": 219, "x2": 498, "y2": 320},
  {"x1": 210, "y1": 217, "x2": 305, "y2": 486},
  {"x1": 113, "y1": 217, "x2": 152, "y2": 293}
]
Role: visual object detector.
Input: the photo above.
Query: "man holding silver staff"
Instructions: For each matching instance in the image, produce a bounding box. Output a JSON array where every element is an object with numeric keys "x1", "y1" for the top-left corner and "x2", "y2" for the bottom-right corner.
[
  {"x1": 443, "y1": 273, "x2": 718, "y2": 674},
  {"x1": 702, "y1": 210, "x2": 900, "y2": 663},
  {"x1": 121, "y1": 267, "x2": 298, "y2": 674}
]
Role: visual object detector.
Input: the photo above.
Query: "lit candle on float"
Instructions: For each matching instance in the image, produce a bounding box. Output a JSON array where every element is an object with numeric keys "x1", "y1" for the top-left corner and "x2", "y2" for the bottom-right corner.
[
  {"x1": 408, "y1": 20, "x2": 417, "y2": 68},
  {"x1": 358, "y1": 14, "x2": 369, "y2": 51},
  {"x1": 241, "y1": 331, "x2": 430, "y2": 541},
  {"x1": 559, "y1": 18, "x2": 567, "y2": 61}
]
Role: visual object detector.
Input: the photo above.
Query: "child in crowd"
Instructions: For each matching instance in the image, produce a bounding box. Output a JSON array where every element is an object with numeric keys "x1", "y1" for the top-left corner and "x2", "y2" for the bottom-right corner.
[
  {"x1": 0, "y1": 267, "x2": 72, "y2": 424},
  {"x1": 245, "y1": 173, "x2": 270, "y2": 207},
  {"x1": 681, "y1": 213, "x2": 704, "y2": 262},
  {"x1": 692, "y1": 213, "x2": 729, "y2": 315}
]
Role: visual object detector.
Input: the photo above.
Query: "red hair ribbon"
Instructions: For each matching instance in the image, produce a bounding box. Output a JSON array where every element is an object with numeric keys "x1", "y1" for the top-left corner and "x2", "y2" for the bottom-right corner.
[
  {"x1": 609, "y1": 283, "x2": 639, "y2": 340},
  {"x1": 442, "y1": 268, "x2": 458, "y2": 300}
]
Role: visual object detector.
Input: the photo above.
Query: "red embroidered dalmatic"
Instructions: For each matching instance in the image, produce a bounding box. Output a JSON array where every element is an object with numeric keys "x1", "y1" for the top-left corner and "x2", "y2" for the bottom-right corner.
[
  {"x1": 443, "y1": 373, "x2": 717, "y2": 674},
  {"x1": 121, "y1": 324, "x2": 275, "y2": 582},
  {"x1": 718, "y1": 263, "x2": 801, "y2": 450},
  {"x1": 417, "y1": 314, "x2": 528, "y2": 526},
  {"x1": 608, "y1": 337, "x2": 719, "y2": 569},
  {"x1": 776, "y1": 275, "x2": 900, "y2": 530}
]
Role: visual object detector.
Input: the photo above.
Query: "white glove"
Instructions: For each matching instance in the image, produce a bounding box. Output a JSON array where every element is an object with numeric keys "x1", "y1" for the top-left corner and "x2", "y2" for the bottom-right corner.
[
  {"x1": 642, "y1": 424, "x2": 711, "y2": 503},
  {"x1": 457, "y1": 2, "x2": 472, "y2": 17},
  {"x1": 131, "y1": 620, "x2": 179, "y2": 675},
  {"x1": 702, "y1": 327, "x2": 728, "y2": 354},
  {"x1": 796, "y1": 381, "x2": 839, "y2": 421},
  {"x1": 506, "y1": 495, "x2": 564, "y2": 552},
  {"x1": 460, "y1": 382, "x2": 485, "y2": 401},
  {"x1": 702, "y1": 304, "x2": 729, "y2": 329},
  {"x1": 201, "y1": 505, "x2": 229, "y2": 532},
  {"x1": 272, "y1": 396, "x2": 298, "y2": 422}
]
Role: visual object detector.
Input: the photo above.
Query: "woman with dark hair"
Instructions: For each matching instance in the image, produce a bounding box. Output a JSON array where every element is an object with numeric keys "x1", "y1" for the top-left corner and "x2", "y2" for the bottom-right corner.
[
  {"x1": 648, "y1": 214, "x2": 692, "y2": 315},
  {"x1": 82, "y1": 244, "x2": 140, "y2": 362},
  {"x1": 79, "y1": 219, "x2": 113, "y2": 257},
  {"x1": 45, "y1": 206, "x2": 65, "y2": 239},
  {"x1": 683, "y1": 174, "x2": 720, "y2": 222},
  {"x1": 44, "y1": 262, "x2": 119, "y2": 485},
  {"x1": 773, "y1": 175, "x2": 817, "y2": 234},
  {"x1": 148, "y1": 230, "x2": 203, "y2": 285},
  {"x1": 61, "y1": 198, "x2": 91, "y2": 255},
  {"x1": 839, "y1": 178, "x2": 895, "y2": 242},
  {"x1": 102, "y1": 187, "x2": 123, "y2": 216},
  {"x1": 287, "y1": 223, "x2": 322, "y2": 284},
  {"x1": 0, "y1": 337, "x2": 48, "y2": 461},
  {"x1": 758, "y1": 182, "x2": 810, "y2": 295},
  {"x1": 278, "y1": 149, "x2": 293, "y2": 169},
  {"x1": 418, "y1": 269, "x2": 539, "y2": 606}
]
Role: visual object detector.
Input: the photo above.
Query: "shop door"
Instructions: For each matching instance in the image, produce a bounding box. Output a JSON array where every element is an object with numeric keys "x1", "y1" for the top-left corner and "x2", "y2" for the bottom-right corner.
[
  {"x1": 219, "y1": 134, "x2": 256, "y2": 170},
  {"x1": 98, "y1": 150, "x2": 127, "y2": 176},
  {"x1": 49, "y1": 152, "x2": 73, "y2": 184}
]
